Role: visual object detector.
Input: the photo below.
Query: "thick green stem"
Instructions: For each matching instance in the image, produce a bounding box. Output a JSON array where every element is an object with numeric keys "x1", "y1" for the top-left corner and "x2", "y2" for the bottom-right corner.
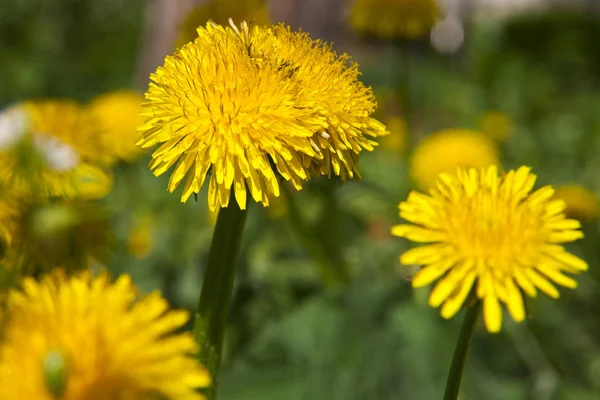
[
  {"x1": 282, "y1": 183, "x2": 348, "y2": 286},
  {"x1": 193, "y1": 202, "x2": 248, "y2": 399},
  {"x1": 443, "y1": 301, "x2": 481, "y2": 400}
]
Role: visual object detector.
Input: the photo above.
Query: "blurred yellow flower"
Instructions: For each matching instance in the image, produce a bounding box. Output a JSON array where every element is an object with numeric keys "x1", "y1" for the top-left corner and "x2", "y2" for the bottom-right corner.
[
  {"x1": 138, "y1": 21, "x2": 386, "y2": 212},
  {"x1": 128, "y1": 215, "x2": 155, "y2": 258},
  {"x1": 23, "y1": 100, "x2": 104, "y2": 164},
  {"x1": 478, "y1": 111, "x2": 513, "y2": 141},
  {"x1": 410, "y1": 129, "x2": 499, "y2": 190},
  {"x1": 393, "y1": 165, "x2": 587, "y2": 332},
  {"x1": 554, "y1": 185, "x2": 599, "y2": 222},
  {"x1": 0, "y1": 271, "x2": 210, "y2": 400},
  {"x1": 176, "y1": 0, "x2": 270, "y2": 48},
  {"x1": 87, "y1": 91, "x2": 145, "y2": 164},
  {"x1": 0, "y1": 146, "x2": 112, "y2": 200},
  {"x1": 381, "y1": 117, "x2": 407, "y2": 153},
  {"x1": 0, "y1": 100, "x2": 113, "y2": 199},
  {"x1": 349, "y1": 0, "x2": 440, "y2": 39}
]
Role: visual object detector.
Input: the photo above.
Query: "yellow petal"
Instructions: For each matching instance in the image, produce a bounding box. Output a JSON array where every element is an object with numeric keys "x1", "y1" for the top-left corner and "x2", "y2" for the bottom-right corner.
[
  {"x1": 483, "y1": 294, "x2": 502, "y2": 333},
  {"x1": 440, "y1": 271, "x2": 476, "y2": 319}
]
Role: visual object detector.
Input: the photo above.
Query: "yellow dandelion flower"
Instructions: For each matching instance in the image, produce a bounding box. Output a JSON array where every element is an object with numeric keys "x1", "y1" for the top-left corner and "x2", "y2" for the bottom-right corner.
[
  {"x1": 410, "y1": 129, "x2": 499, "y2": 191},
  {"x1": 138, "y1": 21, "x2": 386, "y2": 212},
  {"x1": 381, "y1": 116, "x2": 407, "y2": 153},
  {"x1": 175, "y1": 0, "x2": 271, "y2": 48},
  {"x1": 0, "y1": 101, "x2": 113, "y2": 199},
  {"x1": 0, "y1": 270, "x2": 210, "y2": 400},
  {"x1": 478, "y1": 111, "x2": 513, "y2": 141},
  {"x1": 87, "y1": 91, "x2": 145, "y2": 164},
  {"x1": 392, "y1": 165, "x2": 587, "y2": 333},
  {"x1": 23, "y1": 100, "x2": 104, "y2": 164},
  {"x1": 554, "y1": 185, "x2": 599, "y2": 222},
  {"x1": 0, "y1": 145, "x2": 112, "y2": 200},
  {"x1": 349, "y1": 0, "x2": 440, "y2": 40}
]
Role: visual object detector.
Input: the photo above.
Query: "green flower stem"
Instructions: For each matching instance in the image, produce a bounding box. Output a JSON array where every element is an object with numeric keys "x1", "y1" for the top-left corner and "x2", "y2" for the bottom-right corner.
[
  {"x1": 282, "y1": 183, "x2": 349, "y2": 287},
  {"x1": 443, "y1": 301, "x2": 481, "y2": 400},
  {"x1": 193, "y1": 201, "x2": 248, "y2": 399}
]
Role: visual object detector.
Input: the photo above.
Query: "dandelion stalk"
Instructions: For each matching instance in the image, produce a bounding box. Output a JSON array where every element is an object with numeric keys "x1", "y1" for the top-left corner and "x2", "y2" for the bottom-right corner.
[
  {"x1": 443, "y1": 301, "x2": 480, "y2": 400},
  {"x1": 193, "y1": 201, "x2": 248, "y2": 398}
]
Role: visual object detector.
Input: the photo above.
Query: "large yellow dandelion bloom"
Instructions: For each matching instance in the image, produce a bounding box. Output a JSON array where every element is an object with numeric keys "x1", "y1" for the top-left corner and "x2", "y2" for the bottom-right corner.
[
  {"x1": 0, "y1": 271, "x2": 210, "y2": 400},
  {"x1": 392, "y1": 165, "x2": 587, "y2": 332},
  {"x1": 176, "y1": 0, "x2": 271, "y2": 48},
  {"x1": 554, "y1": 185, "x2": 599, "y2": 222},
  {"x1": 87, "y1": 91, "x2": 145, "y2": 164},
  {"x1": 138, "y1": 21, "x2": 386, "y2": 212},
  {"x1": 349, "y1": 0, "x2": 440, "y2": 40},
  {"x1": 410, "y1": 129, "x2": 499, "y2": 191},
  {"x1": 478, "y1": 111, "x2": 513, "y2": 141}
]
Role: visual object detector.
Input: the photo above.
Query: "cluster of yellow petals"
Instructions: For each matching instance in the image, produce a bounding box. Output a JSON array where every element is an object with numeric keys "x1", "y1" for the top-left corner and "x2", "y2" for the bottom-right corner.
[
  {"x1": 0, "y1": 271, "x2": 210, "y2": 400},
  {"x1": 393, "y1": 165, "x2": 587, "y2": 332},
  {"x1": 138, "y1": 21, "x2": 387, "y2": 212},
  {"x1": 349, "y1": 0, "x2": 440, "y2": 40},
  {"x1": 410, "y1": 129, "x2": 499, "y2": 191}
]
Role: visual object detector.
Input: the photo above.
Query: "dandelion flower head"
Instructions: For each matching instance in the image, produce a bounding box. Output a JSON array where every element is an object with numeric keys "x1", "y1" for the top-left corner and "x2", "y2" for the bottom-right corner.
[
  {"x1": 392, "y1": 165, "x2": 587, "y2": 332},
  {"x1": 175, "y1": 0, "x2": 271, "y2": 48},
  {"x1": 0, "y1": 271, "x2": 210, "y2": 400},
  {"x1": 554, "y1": 185, "x2": 599, "y2": 222},
  {"x1": 138, "y1": 21, "x2": 386, "y2": 212},
  {"x1": 0, "y1": 101, "x2": 112, "y2": 199},
  {"x1": 410, "y1": 129, "x2": 499, "y2": 190},
  {"x1": 88, "y1": 91, "x2": 146, "y2": 164},
  {"x1": 349, "y1": 0, "x2": 440, "y2": 40}
]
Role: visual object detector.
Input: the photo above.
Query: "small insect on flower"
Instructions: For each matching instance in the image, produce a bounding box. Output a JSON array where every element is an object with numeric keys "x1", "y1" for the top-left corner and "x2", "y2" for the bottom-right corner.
[
  {"x1": 0, "y1": 270, "x2": 211, "y2": 400},
  {"x1": 392, "y1": 165, "x2": 587, "y2": 332},
  {"x1": 138, "y1": 20, "x2": 387, "y2": 212}
]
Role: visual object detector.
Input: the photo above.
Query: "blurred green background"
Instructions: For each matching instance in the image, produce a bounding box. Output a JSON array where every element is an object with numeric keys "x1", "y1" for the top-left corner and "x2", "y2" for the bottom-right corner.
[{"x1": 3, "y1": 0, "x2": 600, "y2": 399}]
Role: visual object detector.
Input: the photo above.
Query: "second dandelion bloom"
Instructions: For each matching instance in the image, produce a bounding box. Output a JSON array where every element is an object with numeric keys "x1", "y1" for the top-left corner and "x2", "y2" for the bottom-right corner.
[
  {"x1": 410, "y1": 129, "x2": 499, "y2": 191},
  {"x1": 392, "y1": 165, "x2": 587, "y2": 332},
  {"x1": 0, "y1": 271, "x2": 210, "y2": 400},
  {"x1": 137, "y1": 21, "x2": 387, "y2": 212}
]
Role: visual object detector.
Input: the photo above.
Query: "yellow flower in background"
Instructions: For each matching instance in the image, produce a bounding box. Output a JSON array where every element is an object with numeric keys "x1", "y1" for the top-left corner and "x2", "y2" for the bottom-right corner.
[
  {"x1": 349, "y1": 0, "x2": 440, "y2": 40},
  {"x1": 381, "y1": 117, "x2": 407, "y2": 153},
  {"x1": 23, "y1": 100, "x2": 104, "y2": 164},
  {"x1": 176, "y1": 0, "x2": 271, "y2": 48},
  {"x1": 128, "y1": 215, "x2": 155, "y2": 259},
  {"x1": 392, "y1": 165, "x2": 587, "y2": 332},
  {"x1": 479, "y1": 111, "x2": 513, "y2": 141},
  {"x1": 554, "y1": 185, "x2": 599, "y2": 222},
  {"x1": 87, "y1": 91, "x2": 145, "y2": 164},
  {"x1": 0, "y1": 100, "x2": 113, "y2": 200},
  {"x1": 0, "y1": 271, "x2": 210, "y2": 400},
  {"x1": 410, "y1": 129, "x2": 499, "y2": 190},
  {"x1": 0, "y1": 147, "x2": 112, "y2": 200},
  {"x1": 138, "y1": 21, "x2": 386, "y2": 212}
]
